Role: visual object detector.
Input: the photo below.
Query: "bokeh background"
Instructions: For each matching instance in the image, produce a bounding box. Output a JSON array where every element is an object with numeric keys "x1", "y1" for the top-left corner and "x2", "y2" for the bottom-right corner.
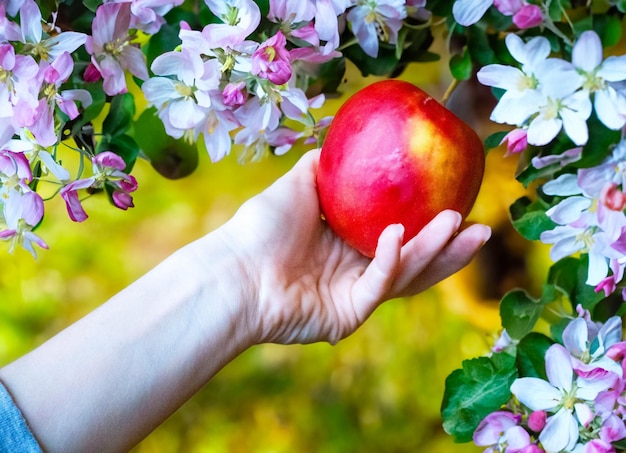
[{"x1": 0, "y1": 43, "x2": 552, "y2": 452}]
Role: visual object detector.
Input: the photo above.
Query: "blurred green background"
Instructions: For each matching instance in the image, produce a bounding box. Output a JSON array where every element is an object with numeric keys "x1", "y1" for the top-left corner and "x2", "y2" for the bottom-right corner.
[{"x1": 0, "y1": 54, "x2": 551, "y2": 452}]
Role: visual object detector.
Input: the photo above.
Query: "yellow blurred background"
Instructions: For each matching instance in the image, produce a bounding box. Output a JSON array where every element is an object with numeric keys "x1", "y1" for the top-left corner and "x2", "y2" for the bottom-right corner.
[{"x1": 0, "y1": 48, "x2": 551, "y2": 452}]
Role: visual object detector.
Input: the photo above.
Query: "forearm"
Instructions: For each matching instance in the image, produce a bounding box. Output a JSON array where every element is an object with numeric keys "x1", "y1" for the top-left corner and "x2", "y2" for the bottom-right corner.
[{"x1": 0, "y1": 229, "x2": 255, "y2": 452}]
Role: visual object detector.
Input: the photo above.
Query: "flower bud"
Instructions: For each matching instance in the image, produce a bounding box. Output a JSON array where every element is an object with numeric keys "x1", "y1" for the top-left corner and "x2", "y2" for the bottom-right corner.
[{"x1": 527, "y1": 410, "x2": 547, "y2": 432}]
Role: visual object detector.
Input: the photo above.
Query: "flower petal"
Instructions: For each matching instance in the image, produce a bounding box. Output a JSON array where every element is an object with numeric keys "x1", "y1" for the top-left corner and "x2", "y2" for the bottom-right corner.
[
  {"x1": 539, "y1": 407, "x2": 579, "y2": 452},
  {"x1": 510, "y1": 377, "x2": 561, "y2": 411}
]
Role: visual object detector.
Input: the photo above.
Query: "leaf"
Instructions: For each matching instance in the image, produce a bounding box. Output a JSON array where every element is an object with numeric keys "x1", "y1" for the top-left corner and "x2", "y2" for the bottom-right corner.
[
  {"x1": 342, "y1": 40, "x2": 400, "y2": 77},
  {"x1": 133, "y1": 108, "x2": 199, "y2": 179},
  {"x1": 484, "y1": 131, "x2": 507, "y2": 150},
  {"x1": 574, "y1": 112, "x2": 620, "y2": 170},
  {"x1": 500, "y1": 289, "x2": 544, "y2": 340},
  {"x1": 593, "y1": 14, "x2": 622, "y2": 47},
  {"x1": 70, "y1": 82, "x2": 106, "y2": 139},
  {"x1": 305, "y1": 57, "x2": 346, "y2": 97},
  {"x1": 441, "y1": 353, "x2": 517, "y2": 443},
  {"x1": 509, "y1": 196, "x2": 556, "y2": 241},
  {"x1": 466, "y1": 26, "x2": 496, "y2": 67},
  {"x1": 103, "y1": 94, "x2": 135, "y2": 138},
  {"x1": 547, "y1": 256, "x2": 605, "y2": 312},
  {"x1": 516, "y1": 332, "x2": 553, "y2": 380},
  {"x1": 449, "y1": 47, "x2": 472, "y2": 81}
]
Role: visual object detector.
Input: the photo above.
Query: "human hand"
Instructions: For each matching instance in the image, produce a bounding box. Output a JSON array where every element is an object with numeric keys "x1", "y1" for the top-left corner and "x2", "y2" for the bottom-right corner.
[{"x1": 217, "y1": 149, "x2": 491, "y2": 345}]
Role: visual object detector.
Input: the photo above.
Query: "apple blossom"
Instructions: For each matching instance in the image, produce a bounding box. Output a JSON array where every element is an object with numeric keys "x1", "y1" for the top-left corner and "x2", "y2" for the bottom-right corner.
[
  {"x1": 202, "y1": 0, "x2": 260, "y2": 49},
  {"x1": 251, "y1": 31, "x2": 293, "y2": 85},
  {"x1": 572, "y1": 30, "x2": 626, "y2": 130},
  {"x1": 0, "y1": 188, "x2": 47, "y2": 257},
  {"x1": 108, "y1": 0, "x2": 185, "y2": 34},
  {"x1": 85, "y1": 2, "x2": 149, "y2": 96},
  {"x1": 346, "y1": 0, "x2": 406, "y2": 58},
  {"x1": 511, "y1": 344, "x2": 615, "y2": 452},
  {"x1": 473, "y1": 411, "x2": 531, "y2": 452},
  {"x1": 17, "y1": 0, "x2": 87, "y2": 63},
  {"x1": 60, "y1": 152, "x2": 137, "y2": 222}
]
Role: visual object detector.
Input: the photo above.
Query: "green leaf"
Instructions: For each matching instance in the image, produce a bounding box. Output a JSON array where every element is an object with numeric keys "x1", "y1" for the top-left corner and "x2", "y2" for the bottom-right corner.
[
  {"x1": 133, "y1": 109, "x2": 199, "y2": 179},
  {"x1": 484, "y1": 131, "x2": 507, "y2": 150},
  {"x1": 509, "y1": 196, "x2": 556, "y2": 241},
  {"x1": 305, "y1": 57, "x2": 346, "y2": 97},
  {"x1": 449, "y1": 47, "x2": 472, "y2": 81},
  {"x1": 466, "y1": 26, "x2": 496, "y2": 67},
  {"x1": 547, "y1": 256, "x2": 605, "y2": 312},
  {"x1": 70, "y1": 82, "x2": 106, "y2": 140},
  {"x1": 103, "y1": 94, "x2": 135, "y2": 138},
  {"x1": 574, "y1": 112, "x2": 620, "y2": 170},
  {"x1": 500, "y1": 289, "x2": 544, "y2": 340},
  {"x1": 516, "y1": 333, "x2": 553, "y2": 380},
  {"x1": 342, "y1": 41, "x2": 400, "y2": 77},
  {"x1": 441, "y1": 353, "x2": 517, "y2": 443},
  {"x1": 593, "y1": 14, "x2": 622, "y2": 47},
  {"x1": 82, "y1": 0, "x2": 102, "y2": 13}
]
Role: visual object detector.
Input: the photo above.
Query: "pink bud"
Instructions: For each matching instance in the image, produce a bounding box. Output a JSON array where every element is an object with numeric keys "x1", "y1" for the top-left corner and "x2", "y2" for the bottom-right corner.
[
  {"x1": 222, "y1": 82, "x2": 247, "y2": 107},
  {"x1": 500, "y1": 128, "x2": 528, "y2": 155},
  {"x1": 527, "y1": 410, "x2": 547, "y2": 432},
  {"x1": 83, "y1": 63, "x2": 101, "y2": 83},
  {"x1": 601, "y1": 183, "x2": 626, "y2": 211},
  {"x1": 513, "y1": 4, "x2": 543, "y2": 29}
]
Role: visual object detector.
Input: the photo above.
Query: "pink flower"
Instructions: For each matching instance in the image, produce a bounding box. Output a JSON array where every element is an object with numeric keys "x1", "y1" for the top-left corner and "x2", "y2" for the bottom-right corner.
[
  {"x1": 222, "y1": 81, "x2": 248, "y2": 107},
  {"x1": 0, "y1": 189, "x2": 48, "y2": 257},
  {"x1": 512, "y1": 4, "x2": 543, "y2": 29},
  {"x1": 500, "y1": 128, "x2": 528, "y2": 155},
  {"x1": 251, "y1": 31, "x2": 292, "y2": 85},
  {"x1": 85, "y1": 2, "x2": 149, "y2": 95},
  {"x1": 473, "y1": 411, "x2": 531, "y2": 452},
  {"x1": 0, "y1": 149, "x2": 32, "y2": 183},
  {"x1": 60, "y1": 151, "x2": 138, "y2": 222}
]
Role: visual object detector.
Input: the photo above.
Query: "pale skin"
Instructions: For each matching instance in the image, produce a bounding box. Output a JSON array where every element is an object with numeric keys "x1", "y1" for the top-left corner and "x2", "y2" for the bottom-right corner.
[{"x1": 0, "y1": 149, "x2": 491, "y2": 452}]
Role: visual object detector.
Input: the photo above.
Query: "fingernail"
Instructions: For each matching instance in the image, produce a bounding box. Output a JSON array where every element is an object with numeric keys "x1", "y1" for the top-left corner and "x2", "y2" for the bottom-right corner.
[
  {"x1": 479, "y1": 224, "x2": 492, "y2": 243},
  {"x1": 388, "y1": 223, "x2": 405, "y2": 240},
  {"x1": 447, "y1": 210, "x2": 462, "y2": 229}
]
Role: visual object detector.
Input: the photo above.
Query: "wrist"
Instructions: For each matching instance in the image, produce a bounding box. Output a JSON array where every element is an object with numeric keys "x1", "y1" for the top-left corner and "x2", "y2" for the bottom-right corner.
[{"x1": 183, "y1": 224, "x2": 261, "y2": 349}]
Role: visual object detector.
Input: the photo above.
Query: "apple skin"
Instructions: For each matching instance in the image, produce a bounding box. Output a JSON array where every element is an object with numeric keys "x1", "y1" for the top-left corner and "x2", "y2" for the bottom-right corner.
[{"x1": 316, "y1": 79, "x2": 485, "y2": 258}]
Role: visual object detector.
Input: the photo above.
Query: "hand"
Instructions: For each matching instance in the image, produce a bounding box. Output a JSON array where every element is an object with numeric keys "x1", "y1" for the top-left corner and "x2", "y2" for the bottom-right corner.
[{"x1": 218, "y1": 149, "x2": 492, "y2": 345}]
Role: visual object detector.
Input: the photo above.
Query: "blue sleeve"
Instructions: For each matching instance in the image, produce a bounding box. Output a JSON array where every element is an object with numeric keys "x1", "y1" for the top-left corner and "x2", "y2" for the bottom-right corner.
[{"x1": 0, "y1": 382, "x2": 42, "y2": 452}]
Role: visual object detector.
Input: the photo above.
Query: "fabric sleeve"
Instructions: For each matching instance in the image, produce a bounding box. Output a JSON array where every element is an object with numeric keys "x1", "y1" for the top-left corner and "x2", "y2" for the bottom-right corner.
[{"x1": 0, "y1": 381, "x2": 43, "y2": 452}]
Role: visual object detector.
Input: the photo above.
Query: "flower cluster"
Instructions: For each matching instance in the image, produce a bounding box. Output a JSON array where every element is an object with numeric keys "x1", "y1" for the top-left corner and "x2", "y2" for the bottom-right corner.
[
  {"x1": 474, "y1": 308, "x2": 626, "y2": 453},
  {"x1": 478, "y1": 31, "x2": 626, "y2": 150},
  {"x1": 440, "y1": 1, "x2": 626, "y2": 451},
  {"x1": 0, "y1": 0, "x2": 431, "y2": 256}
]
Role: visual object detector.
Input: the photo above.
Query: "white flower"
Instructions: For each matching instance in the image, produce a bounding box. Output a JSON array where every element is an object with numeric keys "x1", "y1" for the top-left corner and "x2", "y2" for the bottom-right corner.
[
  {"x1": 452, "y1": 0, "x2": 492, "y2": 26},
  {"x1": 511, "y1": 344, "x2": 615, "y2": 453},
  {"x1": 572, "y1": 30, "x2": 626, "y2": 130}
]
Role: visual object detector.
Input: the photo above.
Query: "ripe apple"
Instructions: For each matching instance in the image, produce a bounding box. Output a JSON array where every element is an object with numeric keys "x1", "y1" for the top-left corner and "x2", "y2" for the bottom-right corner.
[{"x1": 316, "y1": 79, "x2": 485, "y2": 258}]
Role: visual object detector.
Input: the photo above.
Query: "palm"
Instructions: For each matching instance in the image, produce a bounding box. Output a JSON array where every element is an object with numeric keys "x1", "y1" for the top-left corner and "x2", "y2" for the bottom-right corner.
[{"x1": 225, "y1": 150, "x2": 490, "y2": 345}]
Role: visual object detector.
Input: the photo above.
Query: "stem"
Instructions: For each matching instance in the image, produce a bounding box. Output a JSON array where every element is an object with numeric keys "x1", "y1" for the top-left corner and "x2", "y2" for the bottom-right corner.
[
  {"x1": 337, "y1": 37, "x2": 359, "y2": 52},
  {"x1": 441, "y1": 78, "x2": 459, "y2": 106},
  {"x1": 541, "y1": 1, "x2": 574, "y2": 47}
]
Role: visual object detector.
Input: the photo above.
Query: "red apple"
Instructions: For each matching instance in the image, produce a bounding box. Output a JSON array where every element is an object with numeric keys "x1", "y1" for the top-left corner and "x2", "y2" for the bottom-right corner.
[{"x1": 316, "y1": 79, "x2": 485, "y2": 258}]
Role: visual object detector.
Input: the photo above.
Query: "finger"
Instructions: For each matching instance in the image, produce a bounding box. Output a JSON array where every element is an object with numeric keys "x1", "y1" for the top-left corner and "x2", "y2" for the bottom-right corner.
[
  {"x1": 389, "y1": 210, "x2": 463, "y2": 294},
  {"x1": 281, "y1": 148, "x2": 321, "y2": 183},
  {"x1": 351, "y1": 223, "x2": 404, "y2": 323},
  {"x1": 394, "y1": 222, "x2": 491, "y2": 297}
]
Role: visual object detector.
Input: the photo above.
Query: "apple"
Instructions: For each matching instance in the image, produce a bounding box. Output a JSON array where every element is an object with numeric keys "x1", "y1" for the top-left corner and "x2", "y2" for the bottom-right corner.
[{"x1": 316, "y1": 79, "x2": 485, "y2": 258}]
